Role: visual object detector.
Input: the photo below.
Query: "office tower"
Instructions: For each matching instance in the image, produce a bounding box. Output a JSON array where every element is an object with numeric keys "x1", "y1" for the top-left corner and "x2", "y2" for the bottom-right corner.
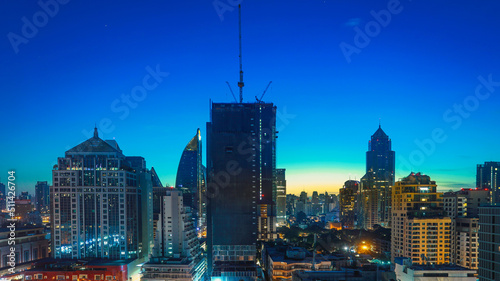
[
  {"x1": 35, "y1": 181, "x2": 50, "y2": 213},
  {"x1": 391, "y1": 172, "x2": 451, "y2": 265},
  {"x1": 360, "y1": 125, "x2": 395, "y2": 228},
  {"x1": 51, "y1": 128, "x2": 152, "y2": 260},
  {"x1": 478, "y1": 205, "x2": 500, "y2": 281},
  {"x1": 206, "y1": 102, "x2": 277, "y2": 280},
  {"x1": 339, "y1": 180, "x2": 358, "y2": 229},
  {"x1": 276, "y1": 169, "x2": 286, "y2": 225},
  {"x1": 299, "y1": 191, "x2": 308, "y2": 203},
  {"x1": 176, "y1": 129, "x2": 205, "y2": 230},
  {"x1": 479, "y1": 205, "x2": 500, "y2": 279},
  {"x1": 142, "y1": 189, "x2": 206, "y2": 281},
  {"x1": 476, "y1": 162, "x2": 500, "y2": 203}
]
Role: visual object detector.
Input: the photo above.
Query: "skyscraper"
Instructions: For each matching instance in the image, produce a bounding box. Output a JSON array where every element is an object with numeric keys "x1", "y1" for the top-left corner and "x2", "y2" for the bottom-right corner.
[
  {"x1": 476, "y1": 161, "x2": 500, "y2": 203},
  {"x1": 143, "y1": 189, "x2": 206, "y2": 281},
  {"x1": 35, "y1": 181, "x2": 50, "y2": 213},
  {"x1": 276, "y1": 169, "x2": 286, "y2": 225},
  {"x1": 206, "y1": 102, "x2": 277, "y2": 280},
  {"x1": 391, "y1": 172, "x2": 451, "y2": 265},
  {"x1": 51, "y1": 128, "x2": 152, "y2": 260},
  {"x1": 175, "y1": 128, "x2": 205, "y2": 231},
  {"x1": 339, "y1": 180, "x2": 358, "y2": 229},
  {"x1": 359, "y1": 125, "x2": 395, "y2": 228},
  {"x1": 478, "y1": 205, "x2": 500, "y2": 281}
]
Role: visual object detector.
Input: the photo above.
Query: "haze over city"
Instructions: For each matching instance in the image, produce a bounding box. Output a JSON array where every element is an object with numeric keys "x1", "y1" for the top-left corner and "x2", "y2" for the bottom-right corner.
[{"x1": 2, "y1": 0, "x2": 500, "y2": 195}]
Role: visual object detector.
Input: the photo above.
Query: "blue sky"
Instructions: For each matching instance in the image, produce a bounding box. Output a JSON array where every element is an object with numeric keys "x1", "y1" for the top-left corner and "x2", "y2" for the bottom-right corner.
[{"x1": 1, "y1": 0, "x2": 500, "y2": 195}]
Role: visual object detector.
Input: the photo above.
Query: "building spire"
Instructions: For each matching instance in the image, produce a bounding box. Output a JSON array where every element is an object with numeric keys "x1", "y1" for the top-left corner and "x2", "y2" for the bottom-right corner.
[
  {"x1": 379, "y1": 118, "x2": 381, "y2": 128},
  {"x1": 94, "y1": 125, "x2": 98, "y2": 138}
]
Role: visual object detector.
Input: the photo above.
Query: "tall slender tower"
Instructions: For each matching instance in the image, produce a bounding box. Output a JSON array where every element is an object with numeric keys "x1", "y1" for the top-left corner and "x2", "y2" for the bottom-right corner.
[
  {"x1": 276, "y1": 169, "x2": 286, "y2": 225},
  {"x1": 35, "y1": 181, "x2": 50, "y2": 214},
  {"x1": 175, "y1": 129, "x2": 205, "y2": 231},
  {"x1": 359, "y1": 125, "x2": 395, "y2": 228},
  {"x1": 206, "y1": 102, "x2": 277, "y2": 281}
]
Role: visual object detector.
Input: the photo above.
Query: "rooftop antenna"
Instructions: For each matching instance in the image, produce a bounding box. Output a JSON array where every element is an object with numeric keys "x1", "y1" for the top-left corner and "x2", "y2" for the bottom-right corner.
[
  {"x1": 237, "y1": 4, "x2": 244, "y2": 103},
  {"x1": 379, "y1": 118, "x2": 381, "y2": 128}
]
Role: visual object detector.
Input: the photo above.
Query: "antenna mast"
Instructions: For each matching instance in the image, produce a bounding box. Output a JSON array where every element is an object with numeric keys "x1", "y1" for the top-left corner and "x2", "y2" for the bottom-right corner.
[{"x1": 237, "y1": 4, "x2": 244, "y2": 103}]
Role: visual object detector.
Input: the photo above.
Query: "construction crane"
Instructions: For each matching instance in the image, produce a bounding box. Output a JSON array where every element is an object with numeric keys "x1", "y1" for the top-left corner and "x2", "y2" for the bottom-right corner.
[
  {"x1": 255, "y1": 81, "x2": 272, "y2": 103},
  {"x1": 237, "y1": 4, "x2": 244, "y2": 103},
  {"x1": 226, "y1": 81, "x2": 238, "y2": 103}
]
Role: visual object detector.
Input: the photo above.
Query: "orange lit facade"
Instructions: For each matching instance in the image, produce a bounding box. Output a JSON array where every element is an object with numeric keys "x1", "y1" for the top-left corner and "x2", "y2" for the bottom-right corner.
[{"x1": 391, "y1": 172, "x2": 452, "y2": 265}]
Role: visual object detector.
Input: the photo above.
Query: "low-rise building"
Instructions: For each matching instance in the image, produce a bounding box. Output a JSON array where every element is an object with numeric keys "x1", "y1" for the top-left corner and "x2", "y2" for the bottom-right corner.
[
  {"x1": 20, "y1": 259, "x2": 135, "y2": 281},
  {"x1": 394, "y1": 257, "x2": 476, "y2": 281},
  {"x1": 0, "y1": 227, "x2": 49, "y2": 268},
  {"x1": 264, "y1": 245, "x2": 332, "y2": 280}
]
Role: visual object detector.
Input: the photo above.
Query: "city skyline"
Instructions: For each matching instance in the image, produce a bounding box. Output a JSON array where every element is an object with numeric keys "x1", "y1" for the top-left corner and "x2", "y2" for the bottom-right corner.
[{"x1": 3, "y1": 1, "x2": 500, "y2": 196}]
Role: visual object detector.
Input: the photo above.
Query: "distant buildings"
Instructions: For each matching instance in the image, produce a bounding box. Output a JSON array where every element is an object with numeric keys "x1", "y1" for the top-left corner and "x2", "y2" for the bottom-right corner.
[
  {"x1": 391, "y1": 172, "x2": 451, "y2": 265},
  {"x1": 175, "y1": 128, "x2": 205, "y2": 231},
  {"x1": 276, "y1": 169, "x2": 286, "y2": 225},
  {"x1": 339, "y1": 180, "x2": 358, "y2": 229},
  {"x1": 35, "y1": 181, "x2": 49, "y2": 214},
  {"x1": 358, "y1": 125, "x2": 394, "y2": 229},
  {"x1": 51, "y1": 128, "x2": 153, "y2": 260},
  {"x1": 476, "y1": 161, "x2": 500, "y2": 203},
  {"x1": 206, "y1": 102, "x2": 277, "y2": 280},
  {"x1": 142, "y1": 189, "x2": 206, "y2": 281}
]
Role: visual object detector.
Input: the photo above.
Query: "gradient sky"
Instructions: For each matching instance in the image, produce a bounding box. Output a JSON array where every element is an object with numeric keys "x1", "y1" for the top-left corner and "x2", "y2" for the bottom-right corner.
[{"x1": 2, "y1": 0, "x2": 500, "y2": 195}]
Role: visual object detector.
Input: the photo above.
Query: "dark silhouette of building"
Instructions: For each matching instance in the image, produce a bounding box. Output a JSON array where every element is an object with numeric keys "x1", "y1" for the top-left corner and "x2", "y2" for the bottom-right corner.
[
  {"x1": 175, "y1": 128, "x2": 205, "y2": 230},
  {"x1": 339, "y1": 180, "x2": 359, "y2": 229},
  {"x1": 35, "y1": 181, "x2": 49, "y2": 214},
  {"x1": 359, "y1": 125, "x2": 395, "y2": 228},
  {"x1": 276, "y1": 169, "x2": 286, "y2": 225},
  {"x1": 476, "y1": 161, "x2": 500, "y2": 203},
  {"x1": 206, "y1": 102, "x2": 277, "y2": 280}
]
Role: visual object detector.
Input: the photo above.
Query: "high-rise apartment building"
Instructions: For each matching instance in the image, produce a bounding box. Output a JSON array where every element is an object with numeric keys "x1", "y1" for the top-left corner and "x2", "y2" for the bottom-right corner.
[
  {"x1": 142, "y1": 189, "x2": 206, "y2": 281},
  {"x1": 51, "y1": 128, "x2": 153, "y2": 260},
  {"x1": 35, "y1": 181, "x2": 50, "y2": 214},
  {"x1": 206, "y1": 102, "x2": 277, "y2": 280},
  {"x1": 339, "y1": 180, "x2": 358, "y2": 229},
  {"x1": 359, "y1": 125, "x2": 395, "y2": 229},
  {"x1": 276, "y1": 169, "x2": 286, "y2": 225},
  {"x1": 443, "y1": 188, "x2": 488, "y2": 269},
  {"x1": 391, "y1": 172, "x2": 451, "y2": 265},
  {"x1": 176, "y1": 129, "x2": 205, "y2": 231},
  {"x1": 476, "y1": 162, "x2": 500, "y2": 203}
]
